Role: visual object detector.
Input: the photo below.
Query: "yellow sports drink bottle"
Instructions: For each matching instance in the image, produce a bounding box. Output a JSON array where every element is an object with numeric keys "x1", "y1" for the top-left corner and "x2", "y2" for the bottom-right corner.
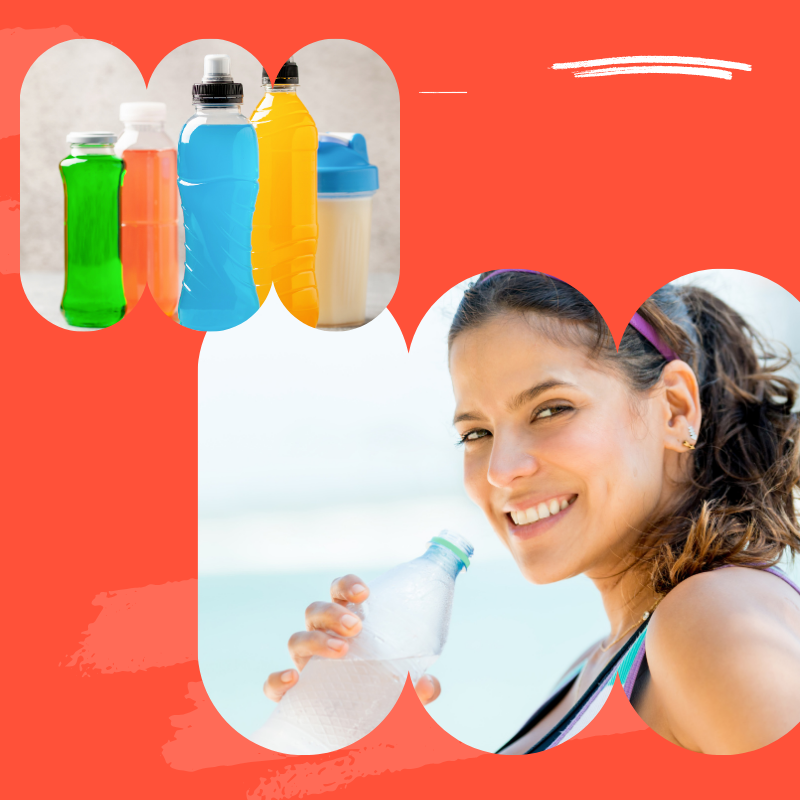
[{"x1": 250, "y1": 59, "x2": 319, "y2": 326}]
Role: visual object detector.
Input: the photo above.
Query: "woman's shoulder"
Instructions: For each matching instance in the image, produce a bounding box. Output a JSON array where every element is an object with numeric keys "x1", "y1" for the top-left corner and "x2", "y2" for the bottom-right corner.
[
  {"x1": 651, "y1": 565, "x2": 800, "y2": 633},
  {"x1": 644, "y1": 566, "x2": 800, "y2": 753}
]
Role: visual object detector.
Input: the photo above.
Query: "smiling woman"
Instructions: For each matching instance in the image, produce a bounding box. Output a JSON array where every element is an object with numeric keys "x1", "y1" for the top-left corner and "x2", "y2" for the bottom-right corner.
[
  {"x1": 445, "y1": 270, "x2": 800, "y2": 754},
  {"x1": 265, "y1": 269, "x2": 800, "y2": 755}
]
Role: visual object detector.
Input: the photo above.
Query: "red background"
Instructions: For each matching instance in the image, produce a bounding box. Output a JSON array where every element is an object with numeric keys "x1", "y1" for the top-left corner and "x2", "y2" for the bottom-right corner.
[{"x1": 2, "y1": 2, "x2": 799, "y2": 796}]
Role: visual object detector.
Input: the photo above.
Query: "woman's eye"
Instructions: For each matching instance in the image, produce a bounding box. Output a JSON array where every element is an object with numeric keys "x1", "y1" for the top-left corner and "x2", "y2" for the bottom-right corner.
[
  {"x1": 458, "y1": 428, "x2": 490, "y2": 445},
  {"x1": 535, "y1": 405, "x2": 571, "y2": 421}
]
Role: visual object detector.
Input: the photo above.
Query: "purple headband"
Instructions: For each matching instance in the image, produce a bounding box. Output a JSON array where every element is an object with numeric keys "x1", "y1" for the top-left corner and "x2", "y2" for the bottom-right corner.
[{"x1": 479, "y1": 269, "x2": 678, "y2": 362}]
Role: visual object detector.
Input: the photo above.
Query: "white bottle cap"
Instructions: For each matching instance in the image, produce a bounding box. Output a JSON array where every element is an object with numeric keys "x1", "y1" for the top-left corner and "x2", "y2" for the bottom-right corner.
[
  {"x1": 203, "y1": 54, "x2": 232, "y2": 82},
  {"x1": 66, "y1": 131, "x2": 117, "y2": 144},
  {"x1": 119, "y1": 102, "x2": 167, "y2": 123}
]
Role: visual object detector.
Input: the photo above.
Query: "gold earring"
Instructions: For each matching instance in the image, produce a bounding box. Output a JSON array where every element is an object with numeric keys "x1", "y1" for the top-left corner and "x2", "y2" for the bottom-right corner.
[{"x1": 683, "y1": 440, "x2": 696, "y2": 450}]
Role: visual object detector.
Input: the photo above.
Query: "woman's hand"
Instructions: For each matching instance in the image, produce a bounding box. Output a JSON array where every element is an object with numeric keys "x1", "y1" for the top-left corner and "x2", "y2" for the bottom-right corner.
[{"x1": 263, "y1": 573, "x2": 441, "y2": 706}]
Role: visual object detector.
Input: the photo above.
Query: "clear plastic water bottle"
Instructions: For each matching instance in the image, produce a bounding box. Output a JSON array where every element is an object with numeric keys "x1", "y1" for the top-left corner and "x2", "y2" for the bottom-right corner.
[
  {"x1": 252, "y1": 531, "x2": 473, "y2": 754},
  {"x1": 176, "y1": 54, "x2": 260, "y2": 331}
]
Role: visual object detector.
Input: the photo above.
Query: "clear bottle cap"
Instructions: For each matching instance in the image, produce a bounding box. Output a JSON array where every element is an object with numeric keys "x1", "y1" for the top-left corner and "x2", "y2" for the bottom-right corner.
[
  {"x1": 119, "y1": 102, "x2": 166, "y2": 123},
  {"x1": 66, "y1": 131, "x2": 117, "y2": 145}
]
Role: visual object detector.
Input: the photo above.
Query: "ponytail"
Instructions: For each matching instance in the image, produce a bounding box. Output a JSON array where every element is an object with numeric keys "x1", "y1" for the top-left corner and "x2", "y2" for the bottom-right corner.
[{"x1": 636, "y1": 287, "x2": 800, "y2": 593}]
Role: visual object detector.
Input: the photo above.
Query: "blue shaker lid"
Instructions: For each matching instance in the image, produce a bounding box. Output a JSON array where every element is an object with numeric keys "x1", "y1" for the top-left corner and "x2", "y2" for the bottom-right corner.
[{"x1": 317, "y1": 133, "x2": 379, "y2": 195}]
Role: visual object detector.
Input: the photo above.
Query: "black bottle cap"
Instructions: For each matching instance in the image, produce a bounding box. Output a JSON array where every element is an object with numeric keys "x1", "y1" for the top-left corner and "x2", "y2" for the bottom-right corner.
[
  {"x1": 261, "y1": 58, "x2": 299, "y2": 86},
  {"x1": 193, "y1": 54, "x2": 244, "y2": 104},
  {"x1": 192, "y1": 81, "x2": 244, "y2": 104}
]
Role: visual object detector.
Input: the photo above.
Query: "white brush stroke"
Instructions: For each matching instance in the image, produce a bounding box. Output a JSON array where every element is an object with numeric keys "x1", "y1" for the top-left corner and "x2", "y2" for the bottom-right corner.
[
  {"x1": 575, "y1": 65, "x2": 733, "y2": 80},
  {"x1": 553, "y1": 56, "x2": 751, "y2": 71}
]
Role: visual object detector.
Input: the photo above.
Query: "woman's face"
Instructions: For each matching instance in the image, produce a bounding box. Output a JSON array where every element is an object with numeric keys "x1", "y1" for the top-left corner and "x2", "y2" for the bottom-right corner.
[{"x1": 450, "y1": 313, "x2": 671, "y2": 584}]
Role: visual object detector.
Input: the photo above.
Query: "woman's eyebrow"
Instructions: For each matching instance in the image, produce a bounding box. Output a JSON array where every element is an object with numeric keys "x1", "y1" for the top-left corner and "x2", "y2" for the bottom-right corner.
[
  {"x1": 508, "y1": 380, "x2": 575, "y2": 412},
  {"x1": 453, "y1": 410, "x2": 483, "y2": 424},
  {"x1": 453, "y1": 380, "x2": 575, "y2": 425}
]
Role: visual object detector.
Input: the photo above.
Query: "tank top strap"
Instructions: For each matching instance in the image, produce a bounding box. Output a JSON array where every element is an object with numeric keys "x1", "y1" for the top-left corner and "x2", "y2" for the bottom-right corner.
[
  {"x1": 622, "y1": 565, "x2": 800, "y2": 705},
  {"x1": 619, "y1": 626, "x2": 649, "y2": 699},
  {"x1": 764, "y1": 565, "x2": 800, "y2": 594},
  {"x1": 520, "y1": 565, "x2": 800, "y2": 753},
  {"x1": 543, "y1": 623, "x2": 649, "y2": 750}
]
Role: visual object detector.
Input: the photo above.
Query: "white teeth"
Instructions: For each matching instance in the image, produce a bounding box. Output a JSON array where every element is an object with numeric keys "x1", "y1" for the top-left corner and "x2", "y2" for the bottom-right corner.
[
  {"x1": 511, "y1": 508, "x2": 538, "y2": 525},
  {"x1": 511, "y1": 497, "x2": 574, "y2": 526}
]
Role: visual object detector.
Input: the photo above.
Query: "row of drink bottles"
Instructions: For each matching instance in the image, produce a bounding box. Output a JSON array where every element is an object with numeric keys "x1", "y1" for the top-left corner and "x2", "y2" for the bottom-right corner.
[{"x1": 60, "y1": 55, "x2": 380, "y2": 331}]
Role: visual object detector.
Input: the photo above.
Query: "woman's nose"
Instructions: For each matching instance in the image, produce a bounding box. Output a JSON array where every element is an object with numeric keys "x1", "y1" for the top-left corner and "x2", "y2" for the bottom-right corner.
[{"x1": 486, "y1": 433, "x2": 539, "y2": 488}]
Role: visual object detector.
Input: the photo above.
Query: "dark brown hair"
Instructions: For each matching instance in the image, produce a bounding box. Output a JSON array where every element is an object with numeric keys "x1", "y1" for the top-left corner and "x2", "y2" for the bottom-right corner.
[{"x1": 449, "y1": 272, "x2": 800, "y2": 593}]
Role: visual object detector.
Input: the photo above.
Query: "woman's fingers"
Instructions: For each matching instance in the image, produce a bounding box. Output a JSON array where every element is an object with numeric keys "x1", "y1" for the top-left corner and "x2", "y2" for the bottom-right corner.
[
  {"x1": 288, "y1": 630, "x2": 350, "y2": 670},
  {"x1": 305, "y1": 600, "x2": 363, "y2": 637},
  {"x1": 270, "y1": 576, "x2": 370, "y2": 701},
  {"x1": 330, "y1": 574, "x2": 370, "y2": 606},
  {"x1": 414, "y1": 674, "x2": 441, "y2": 706},
  {"x1": 264, "y1": 669, "x2": 298, "y2": 702}
]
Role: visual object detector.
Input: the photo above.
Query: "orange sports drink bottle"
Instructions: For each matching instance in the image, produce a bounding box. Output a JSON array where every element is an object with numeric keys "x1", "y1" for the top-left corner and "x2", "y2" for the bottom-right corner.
[
  {"x1": 115, "y1": 102, "x2": 180, "y2": 317},
  {"x1": 250, "y1": 59, "x2": 319, "y2": 327}
]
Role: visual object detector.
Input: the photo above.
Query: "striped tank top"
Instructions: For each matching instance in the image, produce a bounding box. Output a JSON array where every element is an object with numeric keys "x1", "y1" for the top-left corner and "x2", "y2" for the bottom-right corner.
[{"x1": 499, "y1": 566, "x2": 800, "y2": 754}]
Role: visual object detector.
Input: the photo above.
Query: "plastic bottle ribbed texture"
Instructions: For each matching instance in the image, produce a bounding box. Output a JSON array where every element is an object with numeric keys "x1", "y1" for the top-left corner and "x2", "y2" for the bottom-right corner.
[
  {"x1": 250, "y1": 90, "x2": 319, "y2": 326},
  {"x1": 176, "y1": 118, "x2": 260, "y2": 331},
  {"x1": 252, "y1": 533, "x2": 473, "y2": 754}
]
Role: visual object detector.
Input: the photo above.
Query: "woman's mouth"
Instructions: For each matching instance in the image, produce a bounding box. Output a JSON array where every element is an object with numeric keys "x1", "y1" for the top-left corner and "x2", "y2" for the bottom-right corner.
[{"x1": 505, "y1": 494, "x2": 577, "y2": 530}]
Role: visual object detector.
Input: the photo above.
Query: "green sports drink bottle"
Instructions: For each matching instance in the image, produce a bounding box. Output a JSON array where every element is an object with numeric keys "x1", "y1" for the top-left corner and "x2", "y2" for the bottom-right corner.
[{"x1": 60, "y1": 131, "x2": 126, "y2": 328}]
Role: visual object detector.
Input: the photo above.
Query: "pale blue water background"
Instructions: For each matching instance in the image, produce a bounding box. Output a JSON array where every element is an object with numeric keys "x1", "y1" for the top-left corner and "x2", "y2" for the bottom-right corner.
[
  {"x1": 199, "y1": 270, "x2": 800, "y2": 753},
  {"x1": 199, "y1": 561, "x2": 609, "y2": 752},
  {"x1": 177, "y1": 121, "x2": 259, "y2": 331}
]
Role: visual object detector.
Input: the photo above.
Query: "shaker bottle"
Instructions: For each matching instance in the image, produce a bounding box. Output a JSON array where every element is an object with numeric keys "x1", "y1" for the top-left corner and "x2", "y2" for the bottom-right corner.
[
  {"x1": 115, "y1": 102, "x2": 180, "y2": 317},
  {"x1": 60, "y1": 131, "x2": 126, "y2": 328},
  {"x1": 176, "y1": 54, "x2": 260, "y2": 332},
  {"x1": 316, "y1": 133, "x2": 379, "y2": 329},
  {"x1": 250, "y1": 59, "x2": 319, "y2": 326}
]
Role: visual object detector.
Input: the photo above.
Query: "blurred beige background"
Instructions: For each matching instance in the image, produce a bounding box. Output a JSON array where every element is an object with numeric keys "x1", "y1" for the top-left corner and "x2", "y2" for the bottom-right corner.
[{"x1": 20, "y1": 38, "x2": 399, "y2": 328}]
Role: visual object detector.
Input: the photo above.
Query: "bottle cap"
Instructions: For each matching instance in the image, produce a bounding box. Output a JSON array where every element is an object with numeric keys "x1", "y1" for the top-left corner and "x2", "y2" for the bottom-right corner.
[
  {"x1": 193, "y1": 53, "x2": 244, "y2": 104},
  {"x1": 261, "y1": 58, "x2": 300, "y2": 86},
  {"x1": 66, "y1": 131, "x2": 117, "y2": 145},
  {"x1": 317, "y1": 133, "x2": 380, "y2": 196},
  {"x1": 119, "y1": 102, "x2": 166, "y2": 123}
]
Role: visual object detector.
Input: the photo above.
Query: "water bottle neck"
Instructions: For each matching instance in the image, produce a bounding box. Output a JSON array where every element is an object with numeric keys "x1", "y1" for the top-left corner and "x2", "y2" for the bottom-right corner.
[
  {"x1": 421, "y1": 536, "x2": 472, "y2": 581},
  {"x1": 123, "y1": 120, "x2": 166, "y2": 132},
  {"x1": 69, "y1": 143, "x2": 115, "y2": 156},
  {"x1": 193, "y1": 103, "x2": 243, "y2": 115},
  {"x1": 264, "y1": 83, "x2": 298, "y2": 94}
]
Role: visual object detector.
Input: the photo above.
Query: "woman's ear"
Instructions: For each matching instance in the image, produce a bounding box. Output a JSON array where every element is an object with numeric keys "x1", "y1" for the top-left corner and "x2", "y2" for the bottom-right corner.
[{"x1": 659, "y1": 360, "x2": 702, "y2": 454}]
